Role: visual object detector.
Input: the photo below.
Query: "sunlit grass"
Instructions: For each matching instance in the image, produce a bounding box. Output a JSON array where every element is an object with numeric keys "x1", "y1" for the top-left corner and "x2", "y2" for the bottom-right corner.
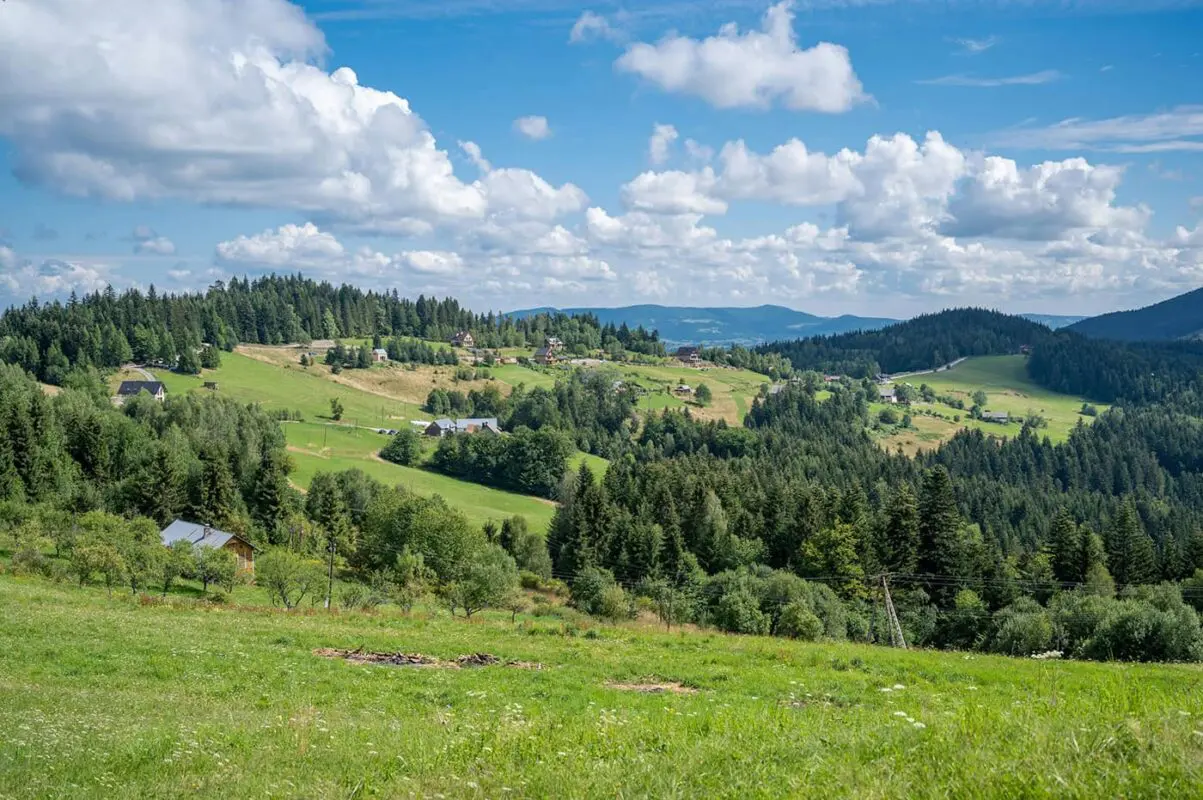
[{"x1": 1, "y1": 576, "x2": 1200, "y2": 799}]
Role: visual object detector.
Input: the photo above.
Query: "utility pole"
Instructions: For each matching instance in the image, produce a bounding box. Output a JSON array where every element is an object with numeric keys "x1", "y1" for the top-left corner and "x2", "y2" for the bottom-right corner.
[
  {"x1": 881, "y1": 574, "x2": 907, "y2": 649},
  {"x1": 325, "y1": 536, "x2": 337, "y2": 610}
]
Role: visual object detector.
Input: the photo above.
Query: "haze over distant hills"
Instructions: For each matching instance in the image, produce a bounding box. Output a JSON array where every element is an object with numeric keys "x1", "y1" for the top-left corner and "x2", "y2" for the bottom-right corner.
[
  {"x1": 509, "y1": 305, "x2": 1084, "y2": 345},
  {"x1": 1068, "y1": 286, "x2": 1203, "y2": 342}
]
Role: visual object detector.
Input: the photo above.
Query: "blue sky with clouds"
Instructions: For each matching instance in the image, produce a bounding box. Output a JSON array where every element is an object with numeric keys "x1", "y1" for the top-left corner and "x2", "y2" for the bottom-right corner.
[{"x1": 1, "y1": 0, "x2": 1201, "y2": 317}]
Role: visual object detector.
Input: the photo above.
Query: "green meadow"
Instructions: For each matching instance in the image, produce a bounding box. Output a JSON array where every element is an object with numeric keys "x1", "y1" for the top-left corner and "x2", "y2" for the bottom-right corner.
[
  {"x1": 1, "y1": 576, "x2": 1201, "y2": 799},
  {"x1": 875, "y1": 356, "x2": 1110, "y2": 454},
  {"x1": 284, "y1": 422, "x2": 558, "y2": 532}
]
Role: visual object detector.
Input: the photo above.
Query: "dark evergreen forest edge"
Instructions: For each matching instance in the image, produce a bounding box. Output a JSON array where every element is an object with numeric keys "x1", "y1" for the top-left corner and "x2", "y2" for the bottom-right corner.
[{"x1": 3, "y1": 277, "x2": 1203, "y2": 662}]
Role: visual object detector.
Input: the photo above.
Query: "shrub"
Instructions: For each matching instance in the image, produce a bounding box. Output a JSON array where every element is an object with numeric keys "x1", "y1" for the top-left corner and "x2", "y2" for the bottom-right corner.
[
  {"x1": 777, "y1": 602, "x2": 823, "y2": 640},
  {"x1": 597, "y1": 584, "x2": 633, "y2": 622},
  {"x1": 570, "y1": 566, "x2": 619, "y2": 616},
  {"x1": 991, "y1": 599, "x2": 1054, "y2": 656},
  {"x1": 257, "y1": 550, "x2": 325, "y2": 609},
  {"x1": 441, "y1": 544, "x2": 519, "y2": 618},
  {"x1": 380, "y1": 429, "x2": 422, "y2": 466},
  {"x1": 713, "y1": 589, "x2": 770, "y2": 635},
  {"x1": 340, "y1": 583, "x2": 386, "y2": 611}
]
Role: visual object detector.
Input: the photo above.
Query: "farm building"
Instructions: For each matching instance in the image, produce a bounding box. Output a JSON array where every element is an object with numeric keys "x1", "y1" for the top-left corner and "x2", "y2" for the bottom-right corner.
[
  {"x1": 114, "y1": 381, "x2": 166, "y2": 405},
  {"x1": 533, "y1": 347, "x2": 558, "y2": 365},
  {"x1": 160, "y1": 519, "x2": 257, "y2": 573},
  {"x1": 546, "y1": 336, "x2": 564, "y2": 351},
  {"x1": 675, "y1": 346, "x2": 701, "y2": 365},
  {"x1": 982, "y1": 411, "x2": 1010, "y2": 423},
  {"x1": 674, "y1": 384, "x2": 693, "y2": 396},
  {"x1": 371, "y1": 348, "x2": 389, "y2": 363},
  {"x1": 424, "y1": 418, "x2": 502, "y2": 437},
  {"x1": 878, "y1": 386, "x2": 897, "y2": 404},
  {"x1": 450, "y1": 331, "x2": 475, "y2": 348}
]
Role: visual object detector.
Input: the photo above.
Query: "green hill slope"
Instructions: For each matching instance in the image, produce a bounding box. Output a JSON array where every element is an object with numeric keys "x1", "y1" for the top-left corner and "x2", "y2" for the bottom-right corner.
[
  {"x1": 138, "y1": 352, "x2": 561, "y2": 531},
  {"x1": 3, "y1": 578, "x2": 1200, "y2": 799}
]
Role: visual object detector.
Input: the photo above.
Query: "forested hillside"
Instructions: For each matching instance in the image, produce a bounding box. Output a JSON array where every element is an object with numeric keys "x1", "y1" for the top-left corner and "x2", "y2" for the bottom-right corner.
[
  {"x1": 5, "y1": 288, "x2": 1203, "y2": 663},
  {"x1": 1068, "y1": 286, "x2": 1203, "y2": 341},
  {"x1": 759, "y1": 309, "x2": 1051, "y2": 377},
  {"x1": 0, "y1": 276, "x2": 664, "y2": 384}
]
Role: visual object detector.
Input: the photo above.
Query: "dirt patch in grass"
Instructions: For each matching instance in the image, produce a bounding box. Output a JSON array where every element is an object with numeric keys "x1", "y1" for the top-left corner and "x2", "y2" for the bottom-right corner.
[
  {"x1": 605, "y1": 680, "x2": 698, "y2": 695},
  {"x1": 315, "y1": 648, "x2": 543, "y2": 670}
]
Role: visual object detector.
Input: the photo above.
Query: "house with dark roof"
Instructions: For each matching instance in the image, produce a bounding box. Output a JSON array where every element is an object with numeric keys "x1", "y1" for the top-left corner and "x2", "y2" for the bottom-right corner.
[
  {"x1": 982, "y1": 410, "x2": 1010, "y2": 424},
  {"x1": 450, "y1": 331, "x2": 475, "y2": 348},
  {"x1": 533, "y1": 346, "x2": 558, "y2": 365},
  {"x1": 160, "y1": 519, "x2": 257, "y2": 572},
  {"x1": 114, "y1": 381, "x2": 166, "y2": 405},
  {"x1": 675, "y1": 346, "x2": 701, "y2": 365},
  {"x1": 424, "y1": 417, "x2": 501, "y2": 437}
]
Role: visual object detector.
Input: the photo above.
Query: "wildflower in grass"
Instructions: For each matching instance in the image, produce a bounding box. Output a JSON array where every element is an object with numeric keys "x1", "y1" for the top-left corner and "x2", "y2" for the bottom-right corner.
[
  {"x1": 893, "y1": 711, "x2": 908, "y2": 717},
  {"x1": 1031, "y1": 650, "x2": 1063, "y2": 660},
  {"x1": 893, "y1": 684, "x2": 906, "y2": 690},
  {"x1": 912, "y1": 722, "x2": 926, "y2": 730}
]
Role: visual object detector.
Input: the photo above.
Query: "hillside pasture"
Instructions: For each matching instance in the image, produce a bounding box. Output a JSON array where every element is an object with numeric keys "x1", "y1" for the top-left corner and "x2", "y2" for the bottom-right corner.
[
  {"x1": 1, "y1": 577, "x2": 1201, "y2": 799},
  {"x1": 284, "y1": 422, "x2": 557, "y2": 531},
  {"x1": 874, "y1": 356, "x2": 1110, "y2": 454}
]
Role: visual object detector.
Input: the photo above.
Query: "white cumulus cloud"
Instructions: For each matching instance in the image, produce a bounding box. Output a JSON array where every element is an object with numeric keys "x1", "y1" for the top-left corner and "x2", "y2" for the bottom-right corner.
[
  {"x1": 514, "y1": 116, "x2": 552, "y2": 140},
  {"x1": 0, "y1": 0, "x2": 581, "y2": 235},
  {"x1": 615, "y1": 1, "x2": 866, "y2": 112}
]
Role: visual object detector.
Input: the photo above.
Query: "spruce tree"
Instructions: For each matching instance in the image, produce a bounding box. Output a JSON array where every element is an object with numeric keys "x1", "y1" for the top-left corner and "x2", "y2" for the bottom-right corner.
[
  {"x1": 882, "y1": 484, "x2": 920, "y2": 574},
  {"x1": 917, "y1": 467, "x2": 960, "y2": 577},
  {"x1": 1106, "y1": 503, "x2": 1158, "y2": 586},
  {"x1": 1048, "y1": 509, "x2": 1082, "y2": 583}
]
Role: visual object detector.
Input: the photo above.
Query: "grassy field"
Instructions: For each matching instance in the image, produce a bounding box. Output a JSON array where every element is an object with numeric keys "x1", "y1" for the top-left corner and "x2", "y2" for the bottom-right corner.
[
  {"x1": 284, "y1": 422, "x2": 557, "y2": 532},
  {"x1": 875, "y1": 356, "x2": 1110, "y2": 455},
  {"x1": 2, "y1": 576, "x2": 1202, "y2": 799},
  {"x1": 619, "y1": 363, "x2": 768, "y2": 425}
]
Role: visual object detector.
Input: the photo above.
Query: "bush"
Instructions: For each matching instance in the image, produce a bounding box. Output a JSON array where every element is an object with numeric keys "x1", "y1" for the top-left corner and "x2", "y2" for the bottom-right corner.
[
  {"x1": 257, "y1": 550, "x2": 325, "y2": 609},
  {"x1": 878, "y1": 408, "x2": 899, "y2": 425},
  {"x1": 340, "y1": 583, "x2": 386, "y2": 611},
  {"x1": 713, "y1": 588, "x2": 770, "y2": 635},
  {"x1": 991, "y1": 600, "x2": 1054, "y2": 656},
  {"x1": 597, "y1": 584, "x2": 633, "y2": 622},
  {"x1": 570, "y1": 567, "x2": 619, "y2": 616},
  {"x1": 441, "y1": 544, "x2": 519, "y2": 618},
  {"x1": 777, "y1": 602, "x2": 823, "y2": 640},
  {"x1": 380, "y1": 428, "x2": 423, "y2": 466}
]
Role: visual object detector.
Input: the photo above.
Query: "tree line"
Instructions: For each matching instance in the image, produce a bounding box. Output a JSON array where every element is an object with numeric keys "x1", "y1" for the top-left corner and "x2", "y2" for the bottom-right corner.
[{"x1": 0, "y1": 275, "x2": 664, "y2": 384}]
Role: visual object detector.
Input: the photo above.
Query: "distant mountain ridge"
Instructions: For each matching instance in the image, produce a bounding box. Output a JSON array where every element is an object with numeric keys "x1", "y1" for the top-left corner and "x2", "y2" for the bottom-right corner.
[
  {"x1": 1068, "y1": 287, "x2": 1203, "y2": 342},
  {"x1": 507, "y1": 304, "x2": 898, "y2": 346},
  {"x1": 507, "y1": 305, "x2": 1084, "y2": 346}
]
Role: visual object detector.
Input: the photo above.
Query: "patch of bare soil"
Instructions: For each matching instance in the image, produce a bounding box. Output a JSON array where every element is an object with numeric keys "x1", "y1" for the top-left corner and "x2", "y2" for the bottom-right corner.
[
  {"x1": 315, "y1": 648, "x2": 543, "y2": 670},
  {"x1": 605, "y1": 681, "x2": 698, "y2": 695}
]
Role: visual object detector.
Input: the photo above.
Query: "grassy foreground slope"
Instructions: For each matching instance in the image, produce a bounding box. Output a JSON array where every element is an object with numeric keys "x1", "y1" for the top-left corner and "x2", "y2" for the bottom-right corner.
[
  {"x1": 2, "y1": 578, "x2": 1201, "y2": 799},
  {"x1": 876, "y1": 356, "x2": 1110, "y2": 455}
]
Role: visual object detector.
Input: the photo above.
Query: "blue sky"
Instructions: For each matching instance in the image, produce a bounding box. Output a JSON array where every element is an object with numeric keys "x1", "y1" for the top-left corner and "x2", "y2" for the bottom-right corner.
[{"x1": 1, "y1": 0, "x2": 1201, "y2": 317}]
